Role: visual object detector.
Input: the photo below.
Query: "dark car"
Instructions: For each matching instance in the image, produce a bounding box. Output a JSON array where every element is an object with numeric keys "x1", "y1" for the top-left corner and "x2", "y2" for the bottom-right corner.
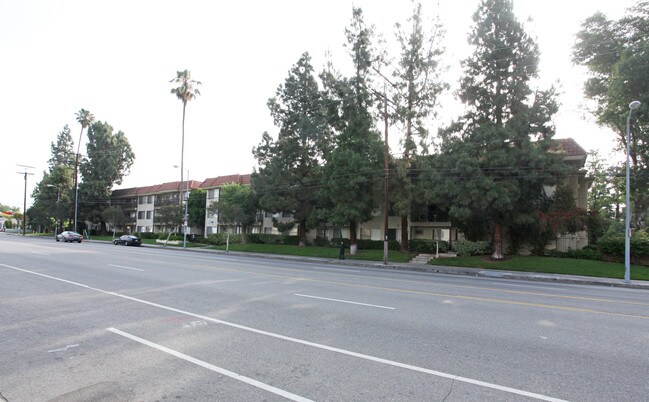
[
  {"x1": 57, "y1": 231, "x2": 83, "y2": 243},
  {"x1": 113, "y1": 235, "x2": 142, "y2": 246}
]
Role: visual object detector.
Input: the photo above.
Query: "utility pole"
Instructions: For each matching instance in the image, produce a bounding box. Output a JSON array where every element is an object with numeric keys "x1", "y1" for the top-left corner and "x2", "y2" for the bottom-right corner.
[
  {"x1": 383, "y1": 80, "x2": 389, "y2": 266},
  {"x1": 16, "y1": 165, "x2": 35, "y2": 236}
]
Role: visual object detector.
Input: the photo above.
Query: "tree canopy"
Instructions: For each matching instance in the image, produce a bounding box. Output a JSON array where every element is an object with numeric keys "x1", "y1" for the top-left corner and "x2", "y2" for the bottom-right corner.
[
  {"x1": 252, "y1": 52, "x2": 329, "y2": 246},
  {"x1": 424, "y1": 0, "x2": 566, "y2": 259},
  {"x1": 573, "y1": 2, "x2": 649, "y2": 228}
]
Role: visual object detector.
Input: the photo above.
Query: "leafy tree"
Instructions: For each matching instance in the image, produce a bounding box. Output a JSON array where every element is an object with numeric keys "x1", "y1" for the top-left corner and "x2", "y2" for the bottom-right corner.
[
  {"x1": 188, "y1": 189, "x2": 206, "y2": 234},
  {"x1": 73, "y1": 109, "x2": 95, "y2": 231},
  {"x1": 78, "y1": 120, "x2": 135, "y2": 235},
  {"x1": 252, "y1": 53, "x2": 329, "y2": 246},
  {"x1": 102, "y1": 205, "x2": 127, "y2": 237},
  {"x1": 208, "y1": 183, "x2": 256, "y2": 234},
  {"x1": 573, "y1": 2, "x2": 649, "y2": 228},
  {"x1": 157, "y1": 205, "x2": 183, "y2": 231},
  {"x1": 389, "y1": 2, "x2": 446, "y2": 251},
  {"x1": 528, "y1": 186, "x2": 588, "y2": 255},
  {"x1": 424, "y1": 0, "x2": 566, "y2": 259},
  {"x1": 587, "y1": 151, "x2": 624, "y2": 220},
  {"x1": 170, "y1": 70, "x2": 201, "y2": 191},
  {"x1": 29, "y1": 125, "x2": 76, "y2": 232},
  {"x1": 319, "y1": 7, "x2": 385, "y2": 254}
]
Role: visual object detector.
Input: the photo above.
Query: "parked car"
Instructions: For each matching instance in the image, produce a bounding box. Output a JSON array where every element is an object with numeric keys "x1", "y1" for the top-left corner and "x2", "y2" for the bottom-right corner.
[
  {"x1": 57, "y1": 231, "x2": 83, "y2": 243},
  {"x1": 113, "y1": 235, "x2": 142, "y2": 246}
]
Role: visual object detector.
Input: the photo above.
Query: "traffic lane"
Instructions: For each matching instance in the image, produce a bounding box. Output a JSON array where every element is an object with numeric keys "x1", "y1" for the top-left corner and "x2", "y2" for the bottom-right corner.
[
  {"x1": 3, "y1": 261, "x2": 647, "y2": 401},
  {"x1": 0, "y1": 269, "x2": 302, "y2": 402},
  {"x1": 1, "y1": 265, "x2": 531, "y2": 402},
  {"x1": 4, "y1": 236, "x2": 646, "y2": 312}
]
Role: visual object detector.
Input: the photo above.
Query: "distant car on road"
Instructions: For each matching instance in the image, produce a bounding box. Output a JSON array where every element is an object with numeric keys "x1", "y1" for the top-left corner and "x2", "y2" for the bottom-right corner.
[
  {"x1": 113, "y1": 235, "x2": 142, "y2": 246},
  {"x1": 57, "y1": 231, "x2": 83, "y2": 243}
]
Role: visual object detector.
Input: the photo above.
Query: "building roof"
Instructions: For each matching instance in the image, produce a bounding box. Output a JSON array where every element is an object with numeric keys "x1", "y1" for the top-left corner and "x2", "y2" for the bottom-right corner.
[
  {"x1": 549, "y1": 138, "x2": 587, "y2": 157},
  {"x1": 200, "y1": 174, "x2": 251, "y2": 189},
  {"x1": 111, "y1": 180, "x2": 202, "y2": 198}
]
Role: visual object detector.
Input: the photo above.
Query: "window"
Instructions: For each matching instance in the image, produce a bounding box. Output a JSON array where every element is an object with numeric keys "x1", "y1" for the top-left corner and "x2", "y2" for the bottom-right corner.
[
  {"x1": 333, "y1": 228, "x2": 342, "y2": 238},
  {"x1": 139, "y1": 196, "x2": 146, "y2": 205},
  {"x1": 137, "y1": 211, "x2": 145, "y2": 219},
  {"x1": 264, "y1": 227, "x2": 272, "y2": 234},
  {"x1": 137, "y1": 226, "x2": 142, "y2": 232},
  {"x1": 317, "y1": 227, "x2": 327, "y2": 239},
  {"x1": 146, "y1": 211, "x2": 152, "y2": 219},
  {"x1": 361, "y1": 228, "x2": 371, "y2": 239},
  {"x1": 147, "y1": 195, "x2": 154, "y2": 204}
]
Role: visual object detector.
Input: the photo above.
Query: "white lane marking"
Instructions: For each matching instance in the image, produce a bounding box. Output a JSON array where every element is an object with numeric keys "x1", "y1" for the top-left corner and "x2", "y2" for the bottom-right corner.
[
  {"x1": 47, "y1": 344, "x2": 79, "y2": 353},
  {"x1": 1, "y1": 263, "x2": 568, "y2": 402},
  {"x1": 108, "y1": 264, "x2": 145, "y2": 272},
  {"x1": 294, "y1": 293, "x2": 395, "y2": 310},
  {"x1": 30, "y1": 252, "x2": 50, "y2": 256},
  {"x1": 107, "y1": 328, "x2": 312, "y2": 402},
  {"x1": 492, "y1": 282, "x2": 566, "y2": 290}
]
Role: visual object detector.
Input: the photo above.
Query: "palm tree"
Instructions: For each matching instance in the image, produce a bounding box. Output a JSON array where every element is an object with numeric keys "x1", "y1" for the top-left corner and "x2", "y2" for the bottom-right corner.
[
  {"x1": 170, "y1": 70, "x2": 201, "y2": 196},
  {"x1": 74, "y1": 108, "x2": 95, "y2": 232}
]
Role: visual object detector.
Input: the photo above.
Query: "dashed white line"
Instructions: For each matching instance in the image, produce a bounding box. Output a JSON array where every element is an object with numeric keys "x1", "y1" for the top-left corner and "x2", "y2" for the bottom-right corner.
[
  {"x1": 108, "y1": 264, "x2": 145, "y2": 272},
  {"x1": 295, "y1": 293, "x2": 395, "y2": 310},
  {"x1": 30, "y1": 252, "x2": 50, "y2": 256},
  {"x1": 107, "y1": 327, "x2": 312, "y2": 402},
  {"x1": 492, "y1": 282, "x2": 566, "y2": 290},
  {"x1": 47, "y1": 344, "x2": 79, "y2": 353},
  {"x1": 2, "y1": 263, "x2": 568, "y2": 402}
]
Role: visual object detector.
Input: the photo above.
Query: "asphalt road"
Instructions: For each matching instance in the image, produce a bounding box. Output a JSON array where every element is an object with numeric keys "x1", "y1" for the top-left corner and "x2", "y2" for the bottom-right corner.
[{"x1": 1, "y1": 235, "x2": 648, "y2": 401}]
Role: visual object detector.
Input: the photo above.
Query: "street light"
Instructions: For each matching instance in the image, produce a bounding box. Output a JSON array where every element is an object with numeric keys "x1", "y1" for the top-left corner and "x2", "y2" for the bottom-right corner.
[
  {"x1": 47, "y1": 184, "x2": 61, "y2": 240},
  {"x1": 625, "y1": 100, "x2": 641, "y2": 283}
]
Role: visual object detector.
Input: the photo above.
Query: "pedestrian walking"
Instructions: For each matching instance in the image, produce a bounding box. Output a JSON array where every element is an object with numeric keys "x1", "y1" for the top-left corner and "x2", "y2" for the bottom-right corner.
[{"x1": 339, "y1": 241, "x2": 345, "y2": 260}]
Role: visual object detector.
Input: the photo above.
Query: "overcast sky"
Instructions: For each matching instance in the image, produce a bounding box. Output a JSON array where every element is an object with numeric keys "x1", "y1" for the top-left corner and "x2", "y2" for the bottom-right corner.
[{"x1": 0, "y1": 0, "x2": 634, "y2": 210}]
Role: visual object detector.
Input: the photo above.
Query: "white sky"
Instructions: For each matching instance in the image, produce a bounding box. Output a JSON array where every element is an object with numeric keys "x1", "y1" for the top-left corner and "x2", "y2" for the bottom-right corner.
[{"x1": 0, "y1": 0, "x2": 633, "y2": 210}]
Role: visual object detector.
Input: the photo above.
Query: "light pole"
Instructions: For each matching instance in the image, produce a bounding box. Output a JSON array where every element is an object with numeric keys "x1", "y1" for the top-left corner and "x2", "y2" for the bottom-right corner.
[
  {"x1": 47, "y1": 184, "x2": 61, "y2": 240},
  {"x1": 625, "y1": 100, "x2": 641, "y2": 283}
]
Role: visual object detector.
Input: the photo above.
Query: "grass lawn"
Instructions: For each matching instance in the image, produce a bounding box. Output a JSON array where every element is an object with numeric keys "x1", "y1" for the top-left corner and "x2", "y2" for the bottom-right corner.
[
  {"x1": 431, "y1": 255, "x2": 649, "y2": 281},
  {"x1": 208, "y1": 243, "x2": 415, "y2": 263}
]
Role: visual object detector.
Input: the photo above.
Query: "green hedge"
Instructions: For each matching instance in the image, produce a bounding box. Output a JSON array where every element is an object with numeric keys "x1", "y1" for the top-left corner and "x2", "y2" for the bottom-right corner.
[
  {"x1": 597, "y1": 235, "x2": 649, "y2": 257},
  {"x1": 205, "y1": 233, "x2": 242, "y2": 246},
  {"x1": 409, "y1": 239, "x2": 449, "y2": 253},
  {"x1": 545, "y1": 247, "x2": 602, "y2": 261},
  {"x1": 454, "y1": 240, "x2": 491, "y2": 256}
]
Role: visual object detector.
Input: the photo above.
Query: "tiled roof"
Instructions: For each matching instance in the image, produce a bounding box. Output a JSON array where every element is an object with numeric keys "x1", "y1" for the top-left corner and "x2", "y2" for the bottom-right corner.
[
  {"x1": 549, "y1": 138, "x2": 587, "y2": 157},
  {"x1": 200, "y1": 174, "x2": 251, "y2": 189},
  {"x1": 112, "y1": 180, "x2": 202, "y2": 198}
]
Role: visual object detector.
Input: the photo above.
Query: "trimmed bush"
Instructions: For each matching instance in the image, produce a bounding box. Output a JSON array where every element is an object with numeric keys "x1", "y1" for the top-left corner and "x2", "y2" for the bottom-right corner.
[
  {"x1": 454, "y1": 240, "x2": 491, "y2": 256},
  {"x1": 409, "y1": 239, "x2": 449, "y2": 254},
  {"x1": 355, "y1": 239, "x2": 401, "y2": 250},
  {"x1": 283, "y1": 235, "x2": 300, "y2": 245},
  {"x1": 137, "y1": 232, "x2": 159, "y2": 239},
  {"x1": 205, "y1": 233, "x2": 242, "y2": 246},
  {"x1": 597, "y1": 235, "x2": 649, "y2": 257}
]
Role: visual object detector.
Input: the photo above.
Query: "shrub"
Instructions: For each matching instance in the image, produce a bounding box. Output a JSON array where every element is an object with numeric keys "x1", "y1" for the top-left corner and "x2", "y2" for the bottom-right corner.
[
  {"x1": 283, "y1": 235, "x2": 300, "y2": 245},
  {"x1": 596, "y1": 234, "x2": 649, "y2": 258},
  {"x1": 313, "y1": 237, "x2": 330, "y2": 247},
  {"x1": 409, "y1": 239, "x2": 449, "y2": 253},
  {"x1": 355, "y1": 239, "x2": 401, "y2": 250},
  {"x1": 454, "y1": 240, "x2": 491, "y2": 256},
  {"x1": 205, "y1": 233, "x2": 242, "y2": 246},
  {"x1": 246, "y1": 234, "x2": 282, "y2": 244},
  {"x1": 137, "y1": 232, "x2": 159, "y2": 239}
]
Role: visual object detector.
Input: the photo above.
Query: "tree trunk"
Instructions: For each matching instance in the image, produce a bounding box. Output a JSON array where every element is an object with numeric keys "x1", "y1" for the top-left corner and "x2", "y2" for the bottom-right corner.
[
  {"x1": 349, "y1": 220, "x2": 358, "y2": 255},
  {"x1": 400, "y1": 215, "x2": 409, "y2": 252},
  {"x1": 298, "y1": 220, "x2": 307, "y2": 247},
  {"x1": 491, "y1": 222, "x2": 505, "y2": 260}
]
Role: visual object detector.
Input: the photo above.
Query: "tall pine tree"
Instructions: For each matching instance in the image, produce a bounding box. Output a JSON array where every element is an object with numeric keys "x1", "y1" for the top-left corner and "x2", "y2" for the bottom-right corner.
[
  {"x1": 319, "y1": 7, "x2": 384, "y2": 254},
  {"x1": 426, "y1": 0, "x2": 565, "y2": 259},
  {"x1": 391, "y1": 2, "x2": 446, "y2": 251},
  {"x1": 252, "y1": 53, "x2": 329, "y2": 246}
]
